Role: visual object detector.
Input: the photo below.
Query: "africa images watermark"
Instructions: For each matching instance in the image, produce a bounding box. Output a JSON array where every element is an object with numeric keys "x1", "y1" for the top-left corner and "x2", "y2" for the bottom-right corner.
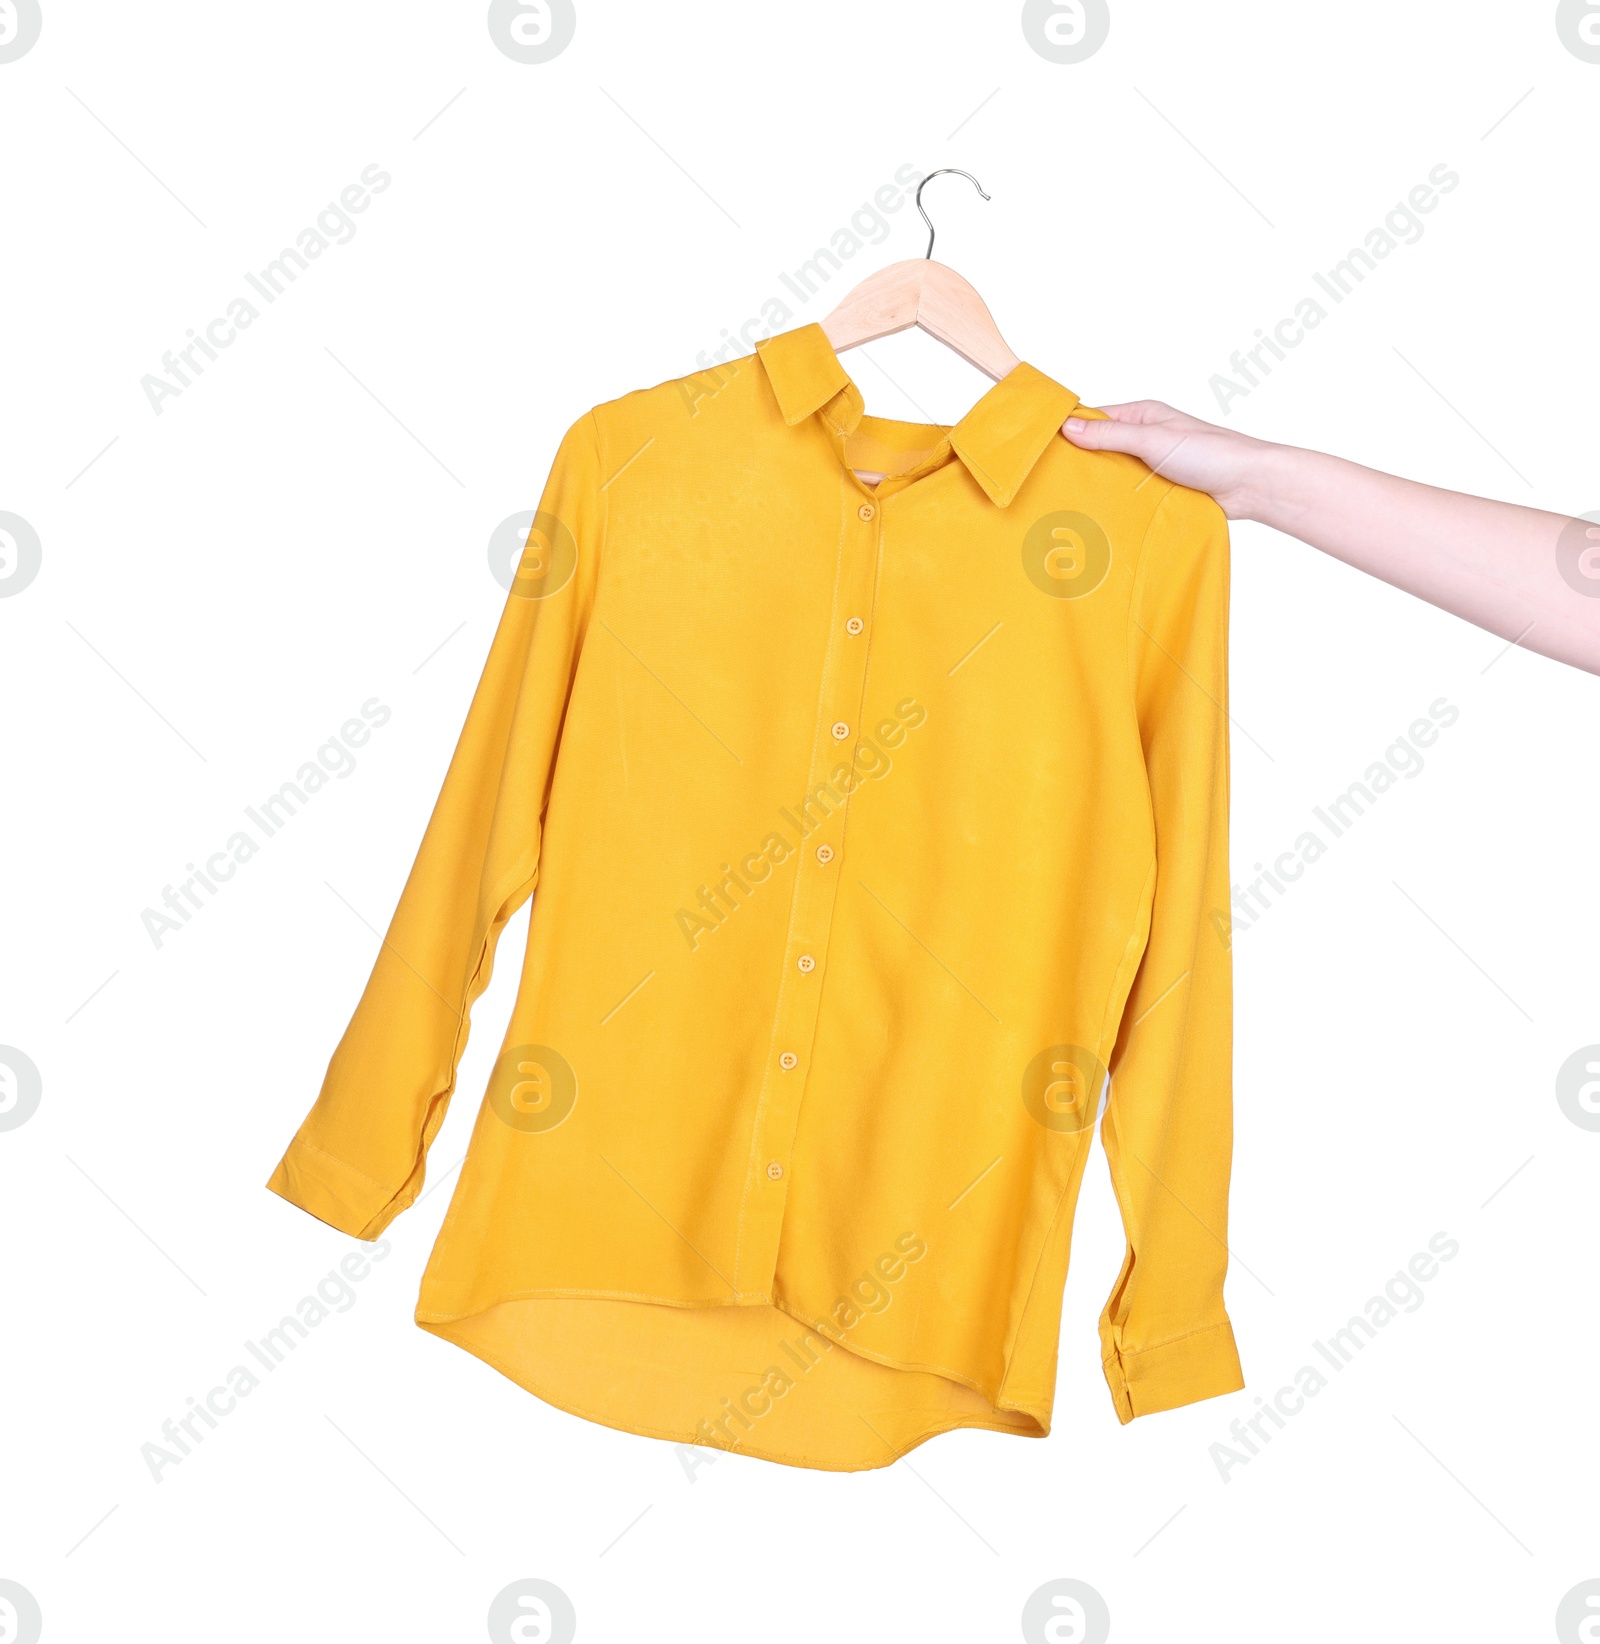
[
  {"x1": 1556, "y1": 1581, "x2": 1600, "y2": 1644},
  {"x1": 0, "y1": 1581, "x2": 42, "y2": 1644},
  {"x1": 683, "y1": 162, "x2": 925, "y2": 386},
  {"x1": 0, "y1": 0, "x2": 42, "y2": 63},
  {"x1": 1556, "y1": 1045, "x2": 1600, "y2": 1132},
  {"x1": 676, "y1": 1231, "x2": 928, "y2": 1476},
  {"x1": 1021, "y1": 0, "x2": 1112, "y2": 64},
  {"x1": 487, "y1": 1580, "x2": 577, "y2": 1644},
  {"x1": 139, "y1": 164, "x2": 392, "y2": 415},
  {"x1": 1208, "y1": 163, "x2": 1460, "y2": 416},
  {"x1": 1020, "y1": 1580, "x2": 1111, "y2": 1644},
  {"x1": 1557, "y1": 512, "x2": 1600, "y2": 598},
  {"x1": 141, "y1": 1239, "x2": 391, "y2": 1483},
  {"x1": 486, "y1": 0, "x2": 577, "y2": 63},
  {"x1": 0, "y1": 511, "x2": 42, "y2": 598},
  {"x1": 1213, "y1": 697, "x2": 1459, "y2": 947},
  {"x1": 1557, "y1": 0, "x2": 1600, "y2": 62},
  {"x1": 140, "y1": 697, "x2": 392, "y2": 948},
  {"x1": 674, "y1": 697, "x2": 928, "y2": 950},
  {"x1": 0, "y1": 1046, "x2": 43, "y2": 1133},
  {"x1": 1208, "y1": 1231, "x2": 1460, "y2": 1483},
  {"x1": 488, "y1": 157, "x2": 927, "y2": 592}
]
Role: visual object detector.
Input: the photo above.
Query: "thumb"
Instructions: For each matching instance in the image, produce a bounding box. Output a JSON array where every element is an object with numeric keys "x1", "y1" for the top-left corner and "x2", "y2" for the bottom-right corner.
[{"x1": 1060, "y1": 410, "x2": 1163, "y2": 459}]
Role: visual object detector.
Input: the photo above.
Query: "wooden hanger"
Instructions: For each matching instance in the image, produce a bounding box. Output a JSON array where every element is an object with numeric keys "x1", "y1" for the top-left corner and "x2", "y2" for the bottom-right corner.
[{"x1": 820, "y1": 169, "x2": 1022, "y2": 384}]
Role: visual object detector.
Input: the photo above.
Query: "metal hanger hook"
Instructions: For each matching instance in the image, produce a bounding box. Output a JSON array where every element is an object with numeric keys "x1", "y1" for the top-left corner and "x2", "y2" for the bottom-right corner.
[{"x1": 914, "y1": 168, "x2": 992, "y2": 260}]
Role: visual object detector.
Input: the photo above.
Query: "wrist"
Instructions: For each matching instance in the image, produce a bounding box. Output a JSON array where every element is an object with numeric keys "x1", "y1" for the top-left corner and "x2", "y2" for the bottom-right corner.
[{"x1": 1214, "y1": 435, "x2": 1290, "y2": 524}]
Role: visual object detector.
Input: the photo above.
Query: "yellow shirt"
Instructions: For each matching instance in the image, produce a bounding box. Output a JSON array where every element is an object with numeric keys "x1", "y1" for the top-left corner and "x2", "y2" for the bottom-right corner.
[{"x1": 267, "y1": 321, "x2": 1242, "y2": 1470}]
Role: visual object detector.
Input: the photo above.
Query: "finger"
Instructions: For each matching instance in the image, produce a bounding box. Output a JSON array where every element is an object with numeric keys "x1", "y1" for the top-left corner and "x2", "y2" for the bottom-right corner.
[
  {"x1": 1089, "y1": 400, "x2": 1174, "y2": 425},
  {"x1": 1060, "y1": 414, "x2": 1157, "y2": 456}
]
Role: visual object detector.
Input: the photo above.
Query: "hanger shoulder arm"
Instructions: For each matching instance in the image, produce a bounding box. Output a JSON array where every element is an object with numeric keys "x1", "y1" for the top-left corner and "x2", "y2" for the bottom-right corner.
[
  {"x1": 915, "y1": 263, "x2": 1021, "y2": 381},
  {"x1": 820, "y1": 258, "x2": 1019, "y2": 384},
  {"x1": 821, "y1": 259, "x2": 927, "y2": 353}
]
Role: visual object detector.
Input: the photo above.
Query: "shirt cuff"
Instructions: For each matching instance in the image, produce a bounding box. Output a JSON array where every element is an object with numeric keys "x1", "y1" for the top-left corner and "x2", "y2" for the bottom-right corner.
[
  {"x1": 1101, "y1": 1319, "x2": 1244, "y2": 1424},
  {"x1": 266, "y1": 1136, "x2": 400, "y2": 1241}
]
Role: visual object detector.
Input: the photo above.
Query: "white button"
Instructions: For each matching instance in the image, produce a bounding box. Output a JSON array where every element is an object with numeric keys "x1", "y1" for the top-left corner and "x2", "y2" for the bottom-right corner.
[
  {"x1": 846, "y1": 618, "x2": 863, "y2": 635},
  {"x1": 780, "y1": 1052, "x2": 798, "y2": 1070},
  {"x1": 816, "y1": 844, "x2": 834, "y2": 864},
  {"x1": 797, "y1": 954, "x2": 816, "y2": 973},
  {"x1": 767, "y1": 1160, "x2": 785, "y2": 1180},
  {"x1": 831, "y1": 721, "x2": 850, "y2": 741}
]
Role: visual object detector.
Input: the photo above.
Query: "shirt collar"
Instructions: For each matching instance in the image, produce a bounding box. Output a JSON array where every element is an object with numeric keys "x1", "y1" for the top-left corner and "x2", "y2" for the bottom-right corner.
[{"x1": 755, "y1": 322, "x2": 1082, "y2": 508}]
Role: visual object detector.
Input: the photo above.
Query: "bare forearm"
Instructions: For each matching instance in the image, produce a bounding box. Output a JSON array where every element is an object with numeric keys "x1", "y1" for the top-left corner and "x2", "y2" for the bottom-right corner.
[{"x1": 1235, "y1": 444, "x2": 1600, "y2": 674}]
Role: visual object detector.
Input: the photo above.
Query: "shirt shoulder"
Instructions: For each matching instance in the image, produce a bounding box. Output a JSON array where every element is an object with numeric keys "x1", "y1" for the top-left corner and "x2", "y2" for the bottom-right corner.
[{"x1": 584, "y1": 353, "x2": 771, "y2": 462}]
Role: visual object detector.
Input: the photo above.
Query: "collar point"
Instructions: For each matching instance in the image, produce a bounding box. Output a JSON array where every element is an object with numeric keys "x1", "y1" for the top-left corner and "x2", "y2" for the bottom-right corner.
[{"x1": 757, "y1": 324, "x2": 852, "y2": 428}]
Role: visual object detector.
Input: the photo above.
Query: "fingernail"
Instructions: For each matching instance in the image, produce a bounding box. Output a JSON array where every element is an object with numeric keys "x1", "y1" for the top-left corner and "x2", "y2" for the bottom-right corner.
[{"x1": 1064, "y1": 417, "x2": 1086, "y2": 431}]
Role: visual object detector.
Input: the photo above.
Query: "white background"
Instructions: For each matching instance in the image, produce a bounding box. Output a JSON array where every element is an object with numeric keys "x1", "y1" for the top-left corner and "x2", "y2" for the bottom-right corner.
[{"x1": 3, "y1": 2, "x2": 1598, "y2": 1640}]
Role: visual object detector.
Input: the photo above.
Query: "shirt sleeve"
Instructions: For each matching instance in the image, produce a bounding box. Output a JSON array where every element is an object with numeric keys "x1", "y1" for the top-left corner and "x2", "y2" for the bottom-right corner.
[
  {"x1": 266, "y1": 412, "x2": 603, "y2": 1240},
  {"x1": 1098, "y1": 480, "x2": 1244, "y2": 1422}
]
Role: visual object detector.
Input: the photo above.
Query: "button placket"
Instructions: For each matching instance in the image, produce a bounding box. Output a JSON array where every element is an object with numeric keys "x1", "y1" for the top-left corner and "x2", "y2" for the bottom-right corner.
[{"x1": 735, "y1": 483, "x2": 884, "y2": 1293}]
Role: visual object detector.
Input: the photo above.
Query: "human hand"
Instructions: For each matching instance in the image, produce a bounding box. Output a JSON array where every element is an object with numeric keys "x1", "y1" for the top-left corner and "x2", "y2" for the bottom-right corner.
[
  {"x1": 1061, "y1": 400, "x2": 1271, "y2": 520},
  {"x1": 1062, "y1": 398, "x2": 1600, "y2": 676}
]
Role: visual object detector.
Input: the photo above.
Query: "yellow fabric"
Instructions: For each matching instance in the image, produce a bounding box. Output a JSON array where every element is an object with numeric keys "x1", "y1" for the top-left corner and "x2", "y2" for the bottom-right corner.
[{"x1": 267, "y1": 321, "x2": 1242, "y2": 1470}]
